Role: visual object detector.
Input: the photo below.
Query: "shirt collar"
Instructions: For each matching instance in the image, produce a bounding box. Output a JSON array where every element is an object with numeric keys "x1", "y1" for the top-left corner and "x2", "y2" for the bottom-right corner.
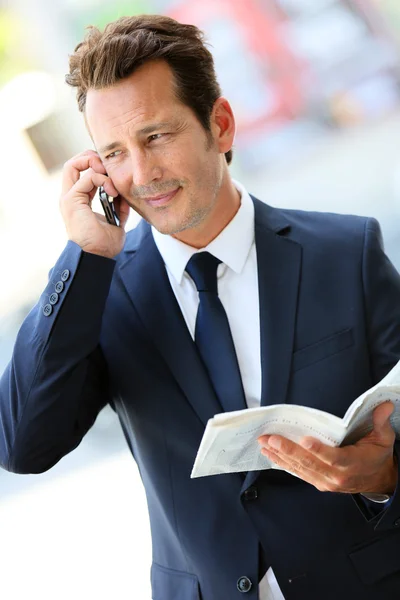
[{"x1": 151, "y1": 179, "x2": 255, "y2": 285}]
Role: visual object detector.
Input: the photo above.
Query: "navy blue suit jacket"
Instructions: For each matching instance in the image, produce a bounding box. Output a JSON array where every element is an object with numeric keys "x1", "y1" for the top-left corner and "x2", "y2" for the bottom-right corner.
[{"x1": 2, "y1": 197, "x2": 400, "y2": 599}]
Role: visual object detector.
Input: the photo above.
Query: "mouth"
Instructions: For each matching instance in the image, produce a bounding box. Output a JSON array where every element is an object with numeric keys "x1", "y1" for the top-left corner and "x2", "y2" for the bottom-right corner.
[{"x1": 143, "y1": 187, "x2": 180, "y2": 208}]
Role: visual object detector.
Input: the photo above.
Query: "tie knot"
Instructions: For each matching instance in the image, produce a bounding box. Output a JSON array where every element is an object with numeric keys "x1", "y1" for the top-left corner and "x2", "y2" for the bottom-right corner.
[{"x1": 186, "y1": 252, "x2": 221, "y2": 293}]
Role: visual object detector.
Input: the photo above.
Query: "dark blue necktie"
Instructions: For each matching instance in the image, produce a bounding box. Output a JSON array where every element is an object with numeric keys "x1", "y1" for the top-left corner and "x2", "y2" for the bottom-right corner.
[{"x1": 186, "y1": 252, "x2": 246, "y2": 413}]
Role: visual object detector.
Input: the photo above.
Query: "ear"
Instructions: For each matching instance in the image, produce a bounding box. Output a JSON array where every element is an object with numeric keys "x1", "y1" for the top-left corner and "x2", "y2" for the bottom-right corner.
[{"x1": 210, "y1": 97, "x2": 236, "y2": 156}]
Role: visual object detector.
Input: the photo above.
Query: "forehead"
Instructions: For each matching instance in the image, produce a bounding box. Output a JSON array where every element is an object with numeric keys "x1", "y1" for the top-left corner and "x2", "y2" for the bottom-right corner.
[{"x1": 85, "y1": 60, "x2": 186, "y2": 140}]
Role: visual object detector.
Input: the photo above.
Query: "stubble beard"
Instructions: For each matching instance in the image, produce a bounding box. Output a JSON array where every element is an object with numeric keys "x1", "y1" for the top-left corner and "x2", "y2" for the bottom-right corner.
[
  {"x1": 165, "y1": 201, "x2": 211, "y2": 235},
  {"x1": 158, "y1": 175, "x2": 222, "y2": 236}
]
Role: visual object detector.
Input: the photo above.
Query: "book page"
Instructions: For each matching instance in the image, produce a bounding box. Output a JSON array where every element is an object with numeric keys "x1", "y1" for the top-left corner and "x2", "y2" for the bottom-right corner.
[
  {"x1": 191, "y1": 360, "x2": 400, "y2": 478},
  {"x1": 191, "y1": 404, "x2": 346, "y2": 478}
]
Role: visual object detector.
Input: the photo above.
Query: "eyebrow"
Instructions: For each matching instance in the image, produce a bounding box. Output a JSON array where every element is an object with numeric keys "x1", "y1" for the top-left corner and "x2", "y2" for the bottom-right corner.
[{"x1": 98, "y1": 121, "x2": 175, "y2": 155}]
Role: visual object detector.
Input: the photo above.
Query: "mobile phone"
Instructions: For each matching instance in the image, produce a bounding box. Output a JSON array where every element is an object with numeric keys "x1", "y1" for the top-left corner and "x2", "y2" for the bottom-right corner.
[{"x1": 99, "y1": 186, "x2": 120, "y2": 226}]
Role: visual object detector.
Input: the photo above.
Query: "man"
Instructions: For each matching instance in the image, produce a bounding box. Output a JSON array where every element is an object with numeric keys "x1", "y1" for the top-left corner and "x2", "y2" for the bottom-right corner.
[{"x1": 1, "y1": 14, "x2": 400, "y2": 600}]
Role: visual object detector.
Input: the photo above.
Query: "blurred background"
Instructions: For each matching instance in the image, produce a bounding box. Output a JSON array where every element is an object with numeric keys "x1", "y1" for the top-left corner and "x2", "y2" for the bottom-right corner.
[{"x1": 1, "y1": 0, "x2": 400, "y2": 597}]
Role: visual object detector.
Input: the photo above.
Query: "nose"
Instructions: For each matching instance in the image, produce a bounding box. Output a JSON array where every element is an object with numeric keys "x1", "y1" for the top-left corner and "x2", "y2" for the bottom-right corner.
[{"x1": 130, "y1": 148, "x2": 163, "y2": 187}]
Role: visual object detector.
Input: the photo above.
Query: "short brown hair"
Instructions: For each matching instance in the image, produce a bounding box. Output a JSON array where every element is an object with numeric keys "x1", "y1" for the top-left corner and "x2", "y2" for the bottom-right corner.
[{"x1": 66, "y1": 14, "x2": 233, "y2": 164}]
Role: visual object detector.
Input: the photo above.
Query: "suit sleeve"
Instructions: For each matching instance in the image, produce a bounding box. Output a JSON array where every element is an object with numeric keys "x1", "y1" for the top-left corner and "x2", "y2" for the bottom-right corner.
[
  {"x1": 355, "y1": 218, "x2": 400, "y2": 529},
  {"x1": 0, "y1": 241, "x2": 116, "y2": 474}
]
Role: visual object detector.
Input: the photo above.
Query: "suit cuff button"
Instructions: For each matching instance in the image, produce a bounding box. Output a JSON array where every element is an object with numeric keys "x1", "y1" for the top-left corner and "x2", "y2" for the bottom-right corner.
[
  {"x1": 49, "y1": 292, "x2": 59, "y2": 305},
  {"x1": 43, "y1": 304, "x2": 53, "y2": 317}
]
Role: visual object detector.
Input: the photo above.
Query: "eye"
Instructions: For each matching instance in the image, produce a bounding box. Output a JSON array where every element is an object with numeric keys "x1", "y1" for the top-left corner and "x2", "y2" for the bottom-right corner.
[
  {"x1": 105, "y1": 150, "x2": 121, "y2": 160},
  {"x1": 148, "y1": 133, "x2": 167, "y2": 143}
]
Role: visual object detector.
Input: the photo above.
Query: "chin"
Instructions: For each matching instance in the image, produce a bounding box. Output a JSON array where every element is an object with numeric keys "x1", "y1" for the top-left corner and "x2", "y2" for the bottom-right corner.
[
  {"x1": 150, "y1": 218, "x2": 183, "y2": 236},
  {"x1": 150, "y1": 214, "x2": 191, "y2": 236},
  {"x1": 156, "y1": 224, "x2": 187, "y2": 236},
  {"x1": 150, "y1": 206, "x2": 206, "y2": 237}
]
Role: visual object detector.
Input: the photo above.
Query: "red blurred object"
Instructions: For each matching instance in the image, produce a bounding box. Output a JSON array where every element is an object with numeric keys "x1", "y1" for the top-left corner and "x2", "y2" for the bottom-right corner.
[{"x1": 169, "y1": 0, "x2": 311, "y2": 135}]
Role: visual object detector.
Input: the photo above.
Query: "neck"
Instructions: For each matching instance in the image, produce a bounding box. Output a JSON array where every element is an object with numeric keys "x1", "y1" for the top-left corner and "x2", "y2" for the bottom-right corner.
[{"x1": 173, "y1": 176, "x2": 241, "y2": 249}]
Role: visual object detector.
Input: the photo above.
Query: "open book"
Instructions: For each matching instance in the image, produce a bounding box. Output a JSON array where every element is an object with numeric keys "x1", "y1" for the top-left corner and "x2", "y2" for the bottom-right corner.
[{"x1": 191, "y1": 360, "x2": 400, "y2": 478}]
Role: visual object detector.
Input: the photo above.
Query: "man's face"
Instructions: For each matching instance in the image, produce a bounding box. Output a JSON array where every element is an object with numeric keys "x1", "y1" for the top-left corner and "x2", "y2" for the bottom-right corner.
[{"x1": 85, "y1": 60, "x2": 226, "y2": 236}]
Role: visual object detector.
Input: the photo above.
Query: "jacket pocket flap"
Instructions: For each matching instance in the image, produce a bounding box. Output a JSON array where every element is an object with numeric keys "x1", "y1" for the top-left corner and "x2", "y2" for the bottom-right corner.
[
  {"x1": 349, "y1": 533, "x2": 400, "y2": 585},
  {"x1": 151, "y1": 562, "x2": 200, "y2": 600},
  {"x1": 293, "y1": 328, "x2": 354, "y2": 372}
]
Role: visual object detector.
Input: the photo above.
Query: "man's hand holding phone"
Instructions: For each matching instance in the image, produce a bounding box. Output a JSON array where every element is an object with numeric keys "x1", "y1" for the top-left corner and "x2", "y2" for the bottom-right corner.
[{"x1": 60, "y1": 149, "x2": 130, "y2": 259}]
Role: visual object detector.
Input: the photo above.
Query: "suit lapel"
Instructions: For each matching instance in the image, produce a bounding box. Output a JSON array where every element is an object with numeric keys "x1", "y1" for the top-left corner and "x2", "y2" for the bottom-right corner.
[
  {"x1": 242, "y1": 198, "x2": 302, "y2": 493},
  {"x1": 119, "y1": 200, "x2": 302, "y2": 490},
  {"x1": 253, "y1": 198, "x2": 301, "y2": 409},
  {"x1": 119, "y1": 221, "x2": 223, "y2": 427}
]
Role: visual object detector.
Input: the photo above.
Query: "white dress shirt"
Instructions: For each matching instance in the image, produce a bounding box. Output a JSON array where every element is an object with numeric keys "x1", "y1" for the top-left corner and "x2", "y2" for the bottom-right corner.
[{"x1": 152, "y1": 180, "x2": 285, "y2": 600}]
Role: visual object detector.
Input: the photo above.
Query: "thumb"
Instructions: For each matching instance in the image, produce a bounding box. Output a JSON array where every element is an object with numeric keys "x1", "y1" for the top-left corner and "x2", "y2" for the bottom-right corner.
[
  {"x1": 114, "y1": 196, "x2": 131, "y2": 229},
  {"x1": 372, "y1": 401, "x2": 395, "y2": 443}
]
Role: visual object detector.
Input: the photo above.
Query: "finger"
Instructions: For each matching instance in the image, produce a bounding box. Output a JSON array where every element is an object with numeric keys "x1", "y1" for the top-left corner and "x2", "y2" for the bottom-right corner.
[
  {"x1": 75, "y1": 170, "x2": 118, "y2": 199},
  {"x1": 62, "y1": 152, "x2": 107, "y2": 196},
  {"x1": 62, "y1": 154, "x2": 107, "y2": 195},
  {"x1": 297, "y1": 437, "x2": 351, "y2": 469},
  {"x1": 62, "y1": 169, "x2": 119, "y2": 209},
  {"x1": 368, "y1": 401, "x2": 395, "y2": 446},
  {"x1": 91, "y1": 211, "x2": 108, "y2": 224},
  {"x1": 373, "y1": 401, "x2": 394, "y2": 431},
  {"x1": 260, "y1": 447, "x2": 329, "y2": 490},
  {"x1": 258, "y1": 435, "x2": 335, "y2": 477},
  {"x1": 258, "y1": 435, "x2": 299, "y2": 455}
]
